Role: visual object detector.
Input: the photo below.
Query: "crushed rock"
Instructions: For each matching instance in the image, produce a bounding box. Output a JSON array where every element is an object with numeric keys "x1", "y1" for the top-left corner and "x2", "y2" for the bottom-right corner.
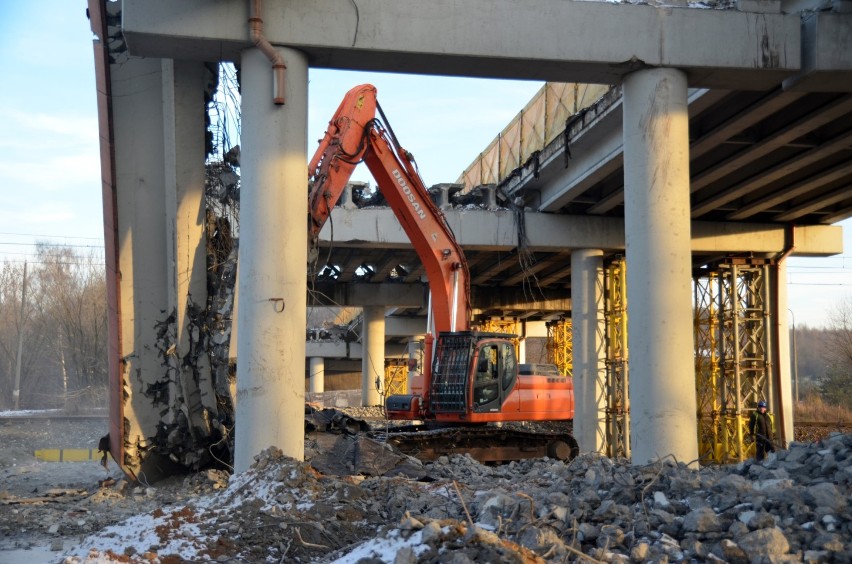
[{"x1": 44, "y1": 433, "x2": 851, "y2": 563}]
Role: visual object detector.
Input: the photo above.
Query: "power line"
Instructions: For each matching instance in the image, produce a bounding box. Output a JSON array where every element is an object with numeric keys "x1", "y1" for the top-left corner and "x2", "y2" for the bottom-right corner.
[
  {"x1": 0, "y1": 241, "x2": 105, "y2": 249},
  {"x1": 788, "y1": 282, "x2": 851, "y2": 286},
  {"x1": 1, "y1": 259, "x2": 107, "y2": 267},
  {"x1": 0, "y1": 231, "x2": 103, "y2": 240}
]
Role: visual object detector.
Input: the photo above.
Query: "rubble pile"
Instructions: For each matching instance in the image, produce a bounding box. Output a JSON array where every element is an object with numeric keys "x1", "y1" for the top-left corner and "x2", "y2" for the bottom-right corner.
[{"x1": 54, "y1": 433, "x2": 850, "y2": 563}]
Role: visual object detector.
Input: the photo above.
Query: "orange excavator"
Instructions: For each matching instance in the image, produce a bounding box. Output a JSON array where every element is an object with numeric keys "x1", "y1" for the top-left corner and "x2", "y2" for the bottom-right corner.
[{"x1": 309, "y1": 84, "x2": 578, "y2": 461}]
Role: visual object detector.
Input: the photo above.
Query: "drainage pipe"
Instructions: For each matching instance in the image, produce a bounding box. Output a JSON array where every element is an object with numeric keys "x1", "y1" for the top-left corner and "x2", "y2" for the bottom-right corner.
[
  {"x1": 249, "y1": 0, "x2": 286, "y2": 105},
  {"x1": 772, "y1": 225, "x2": 796, "y2": 447}
]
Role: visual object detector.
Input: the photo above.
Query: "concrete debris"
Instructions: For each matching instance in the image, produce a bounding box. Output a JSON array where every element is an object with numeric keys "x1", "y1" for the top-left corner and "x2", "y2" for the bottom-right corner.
[
  {"x1": 4, "y1": 416, "x2": 851, "y2": 562},
  {"x1": 0, "y1": 431, "x2": 820, "y2": 561}
]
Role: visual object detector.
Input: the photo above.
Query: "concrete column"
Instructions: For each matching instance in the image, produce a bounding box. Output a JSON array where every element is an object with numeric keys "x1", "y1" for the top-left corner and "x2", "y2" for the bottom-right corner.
[
  {"x1": 518, "y1": 338, "x2": 528, "y2": 364},
  {"x1": 571, "y1": 249, "x2": 607, "y2": 453},
  {"x1": 112, "y1": 57, "x2": 171, "y2": 475},
  {"x1": 234, "y1": 47, "x2": 308, "y2": 472},
  {"x1": 342, "y1": 182, "x2": 365, "y2": 210},
  {"x1": 775, "y1": 260, "x2": 794, "y2": 446},
  {"x1": 406, "y1": 338, "x2": 424, "y2": 394},
  {"x1": 622, "y1": 68, "x2": 698, "y2": 466},
  {"x1": 162, "y1": 59, "x2": 215, "y2": 433},
  {"x1": 309, "y1": 357, "x2": 325, "y2": 394},
  {"x1": 483, "y1": 185, "x2": 499, "y2": 210},
  {"x1": 431, "y1": 184, "x2": 452, "y2": 210},
  {"x1": 362, "y1": 306, "x2": 386, "y2": 406}
]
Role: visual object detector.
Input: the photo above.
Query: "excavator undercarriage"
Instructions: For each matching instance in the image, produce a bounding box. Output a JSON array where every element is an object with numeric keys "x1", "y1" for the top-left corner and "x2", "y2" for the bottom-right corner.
[
  {"x1": 371, "y1": 424, "x2": 579, "y2": 463},
  {"x1": 306, "y1": 406, "x2": 578, "y2": 465}
]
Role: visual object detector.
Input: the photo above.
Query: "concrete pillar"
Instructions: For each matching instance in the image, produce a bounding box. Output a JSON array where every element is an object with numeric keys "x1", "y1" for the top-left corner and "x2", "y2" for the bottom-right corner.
[
  {"x1": 622, "y1": 68, "x2": 699, "y2": 466},
  {"x1": 483, "y1": 185, "x2": 499, "y2": 210},
  {"x1": 362, "y1": 306, "x2": 386, "y2": 406},
  {"x1": 434, "y1": 185, "x2": 452, "y2": 209},
  {"x1": 571, "y1": 249, "x2": 607, "y2": 453},
  {"x1": 162, "y1": 59, "x2": 215, "y2": 432},
  {"x1": 406, "y1": 338, "x2": 424, "y2": 394},
  {"x1": 112, "y1": 57, "x2": 171, "y2": 474},
  {"x1": 342, "y1": 182, "x2": 364, "y2": 210},
  {"x1": 518, "y1": 338, "x2": 527, "y2": 364},
  {"x1": 775, "y1": 260, "x2": 794, "y2": 446},
  {"x1": 234, "y1": 47, "x2": 308, "y2": 472},
  {"x1": 309, "y1": 357, "x2": 325, "y2": 394}
]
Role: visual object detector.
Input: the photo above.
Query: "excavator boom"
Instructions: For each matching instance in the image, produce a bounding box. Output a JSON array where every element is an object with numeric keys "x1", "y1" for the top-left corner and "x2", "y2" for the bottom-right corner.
[
  {"x1": 308, "y1": 84, "x2": 471, "y2": 334},
  {"x1": 307, "y1": 84, "x2": 577, "y2": 461}
]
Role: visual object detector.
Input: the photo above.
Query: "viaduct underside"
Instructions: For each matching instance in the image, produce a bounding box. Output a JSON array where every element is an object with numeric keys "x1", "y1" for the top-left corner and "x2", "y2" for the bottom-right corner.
[{"x1": 88, "y1": 0, "x2": 850, "y2": 479}]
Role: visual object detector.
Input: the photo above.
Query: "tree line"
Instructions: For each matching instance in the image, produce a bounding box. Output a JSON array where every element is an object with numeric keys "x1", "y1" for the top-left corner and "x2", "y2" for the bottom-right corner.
[
  {"x1": 1, "y1": 243, "x2": 849, "y2": 413},
  {"x1": 0, "y1": 245, "x2": 107, "y2": 411},
  {"x1": 793, "y1": 300, "x2": 852, "y2": 410}
]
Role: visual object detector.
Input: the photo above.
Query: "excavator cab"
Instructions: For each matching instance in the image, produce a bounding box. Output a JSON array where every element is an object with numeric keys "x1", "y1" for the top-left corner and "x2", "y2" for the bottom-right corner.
[{"x1": 428, "y1": 332, "x2": 518, "y2": 420}]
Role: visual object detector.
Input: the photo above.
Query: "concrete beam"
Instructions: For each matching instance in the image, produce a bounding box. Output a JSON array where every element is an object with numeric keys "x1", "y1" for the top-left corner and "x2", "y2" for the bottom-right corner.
[
  {"x1": 304, "y1": 341, "x2": 408, "y2": 360},
  {"x1": 122, "y1": 0, "x2": 800, "y2": 89},
  {"x1": 305, "y1": 341, "x2": 349, "y2": 358},
  {"x1": 506, "y1": 88, "x2": 624, "y2": 212},
  {"x1": 308, "y1": 282, "x2": 573, "y2": 314},
  {"x1": 513, "y1": 88, "x2": 727, "y2": 213},
  {"x1": 472, "y1": 287, "x2": 572, "y2": 313},
  {"x1": 319, "y1": 208, "x2": 843, "y2": 256},
  {"x1": 784, "y1": 12, "x2": 852, "y2": 91},
  {"x1": 326, "y1": 359, "x2": 361, "y2": 372},
  {"x1": 385, "y1": 316, "x2": 428, "y2": 337},
  {"x1": 309, "y1": 282, "x2": 426, "y2": 307}
]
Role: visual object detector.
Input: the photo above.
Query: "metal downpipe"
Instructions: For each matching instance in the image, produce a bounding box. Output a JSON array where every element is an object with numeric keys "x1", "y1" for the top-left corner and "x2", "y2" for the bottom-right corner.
[{"x1": 249, "y1": 0, "x2": 286, "y2": 105}]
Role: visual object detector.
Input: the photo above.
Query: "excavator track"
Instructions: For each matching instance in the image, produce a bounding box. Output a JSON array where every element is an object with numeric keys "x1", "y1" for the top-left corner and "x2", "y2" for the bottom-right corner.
[{"x1": 369, "y1": 425, "x2": 579, "y2": 464}]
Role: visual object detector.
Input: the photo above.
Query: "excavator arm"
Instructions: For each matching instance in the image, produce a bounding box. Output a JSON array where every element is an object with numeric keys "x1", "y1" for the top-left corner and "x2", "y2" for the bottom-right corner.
[{"x1": 308, "y1": 84, "x2": 471, "y2": 334}]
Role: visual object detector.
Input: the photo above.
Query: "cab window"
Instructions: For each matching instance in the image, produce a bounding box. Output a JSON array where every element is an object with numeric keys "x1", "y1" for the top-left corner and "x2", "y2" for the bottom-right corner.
[{"x1": 499, "y1": 342, "x2": 517, "y2": 390}]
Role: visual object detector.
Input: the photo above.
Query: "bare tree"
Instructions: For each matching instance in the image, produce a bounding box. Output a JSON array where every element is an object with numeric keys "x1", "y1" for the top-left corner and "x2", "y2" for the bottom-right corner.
[
  {"x1": 0, "y1": 261, "x2": 52, "y2": 409},
  {"x1": 33, "y1": 245, "x2": 108, "y2": 409},
  {"x1": 822, "y1": 295, "x2": 852, "y2": 409}
]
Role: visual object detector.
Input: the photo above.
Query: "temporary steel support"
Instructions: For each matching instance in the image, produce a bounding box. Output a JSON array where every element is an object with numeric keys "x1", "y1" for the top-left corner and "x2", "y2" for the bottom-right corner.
[
  {"x1": 694, "y1": 272, "x2": 723, "y2": 463},
  {"x1": 604, "y1": 258, "x2": 630, "y2": 459},
  {"x1": 384, "y1": 360, "x2": 408, "y2": 397},
  {"x1": 694, "y1": 258, "x2": 775, "y2": 464},
  {"x1": 546, "y1": 318, "x2": 573, "y2": 377}
]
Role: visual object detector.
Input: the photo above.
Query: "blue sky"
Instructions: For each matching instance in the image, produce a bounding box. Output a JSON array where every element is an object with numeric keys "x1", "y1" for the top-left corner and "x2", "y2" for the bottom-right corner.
[{"x1": 1, "y1": 1, "x2": 849, "y2": 327}]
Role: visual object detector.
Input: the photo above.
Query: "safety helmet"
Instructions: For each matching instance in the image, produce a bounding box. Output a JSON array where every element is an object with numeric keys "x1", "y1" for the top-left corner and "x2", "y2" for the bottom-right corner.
[{"x1": 757, "y1": 400, "x2": 767, "y2": 408}]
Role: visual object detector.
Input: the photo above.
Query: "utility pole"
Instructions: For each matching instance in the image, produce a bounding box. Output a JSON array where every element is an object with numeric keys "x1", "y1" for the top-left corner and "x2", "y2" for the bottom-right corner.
[{"x1": 13, "y1": 261, "x2": 28, "y2": 411}]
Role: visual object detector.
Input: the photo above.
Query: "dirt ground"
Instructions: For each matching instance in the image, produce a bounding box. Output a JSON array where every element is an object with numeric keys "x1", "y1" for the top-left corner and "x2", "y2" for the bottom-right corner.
[
  {"x1": 0, "y1": 418, "x2": 137, "y2": 561},
  {"x1": 2, "y1": 415, "x2": 849, "y2": 563}
]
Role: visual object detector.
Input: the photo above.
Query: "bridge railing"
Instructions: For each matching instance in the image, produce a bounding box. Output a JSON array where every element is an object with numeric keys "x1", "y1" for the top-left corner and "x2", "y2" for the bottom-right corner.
[{"x1": 457, "y1": 83, "x2": 610, "y2": 191}]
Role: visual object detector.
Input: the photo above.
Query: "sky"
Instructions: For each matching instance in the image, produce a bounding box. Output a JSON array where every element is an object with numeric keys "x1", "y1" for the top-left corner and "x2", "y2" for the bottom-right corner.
[{"x1": 0, "y1": 1, "x2": 849, "y2": 328}]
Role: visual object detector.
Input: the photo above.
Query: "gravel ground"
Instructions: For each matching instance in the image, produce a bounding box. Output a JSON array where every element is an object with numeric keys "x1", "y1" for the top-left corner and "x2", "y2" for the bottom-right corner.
[
  {"x1": 1, "y1": 413, "x2": 849, "y2": 563},
  {"x1": 0, "y1": 416, "x2": 235, "y2": 562}
]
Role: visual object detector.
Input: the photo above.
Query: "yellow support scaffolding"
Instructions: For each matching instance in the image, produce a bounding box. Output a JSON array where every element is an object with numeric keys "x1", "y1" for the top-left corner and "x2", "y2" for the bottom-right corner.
[
  {"x1": 474, "y1": 318, "x2": 520, "y2": 358},
  {"x1": 604, "y1": 258, "x2": 629, "y2": 459},
  {"x1": 694, "y1": 259, "x2": 774, "y2": 464},
  {"x1": 546, "y1": 319, "x2": 573, "y2": 377},
  {"x1": 384, "y1": 360, "x2": 409, "y2": 397},
  {"x1": 694, "y1": 273, "x2": 724, "y2": 463}
]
